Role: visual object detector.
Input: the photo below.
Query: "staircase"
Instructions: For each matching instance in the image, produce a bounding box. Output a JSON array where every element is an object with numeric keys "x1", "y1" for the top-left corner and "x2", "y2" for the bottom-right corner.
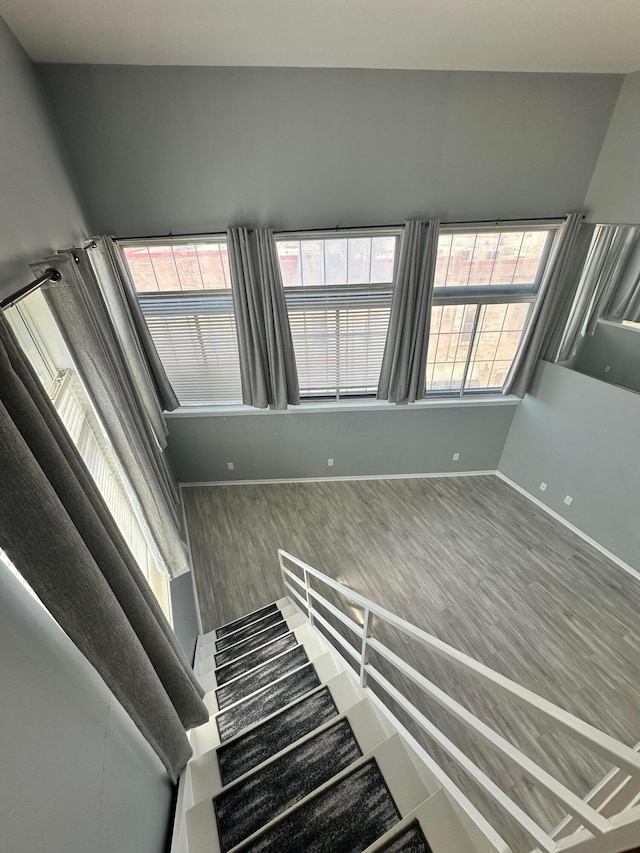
[{"x1": 171, "y1": 552, "x2": 640, "y2": 853}]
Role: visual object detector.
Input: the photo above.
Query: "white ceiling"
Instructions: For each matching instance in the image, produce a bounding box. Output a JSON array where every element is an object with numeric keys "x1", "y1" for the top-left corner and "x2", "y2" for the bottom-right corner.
[{"x1": 2, "y1": 0, "x2": 640, "y2": 72}]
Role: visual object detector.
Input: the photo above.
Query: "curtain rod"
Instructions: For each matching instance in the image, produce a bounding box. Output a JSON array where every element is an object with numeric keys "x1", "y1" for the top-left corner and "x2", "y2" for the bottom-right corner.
[
  {"x1": 0, "y1": 268, "x2": 62, "y2": 311},
  {"x1": 115, "y1": 215, "x2": 566, "y2": 243}
]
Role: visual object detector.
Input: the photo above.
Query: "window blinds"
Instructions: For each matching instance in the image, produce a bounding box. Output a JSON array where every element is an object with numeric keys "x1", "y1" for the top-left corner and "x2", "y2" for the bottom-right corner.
[
  {"x1": 139, "y1": 293, "x2": 242, "y2": 405},
  {"x1": 50, "y1": 369, "x2": 171, "y2": 619},
  {"x1": 285, "y1": 286, "x2": 392, "y2": 398}
]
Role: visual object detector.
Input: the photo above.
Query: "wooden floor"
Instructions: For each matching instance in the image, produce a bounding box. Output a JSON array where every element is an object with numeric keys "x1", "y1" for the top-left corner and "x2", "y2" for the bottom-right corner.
[{"x1": 183, "y1": 475, "x2": 640, "y2": 851}]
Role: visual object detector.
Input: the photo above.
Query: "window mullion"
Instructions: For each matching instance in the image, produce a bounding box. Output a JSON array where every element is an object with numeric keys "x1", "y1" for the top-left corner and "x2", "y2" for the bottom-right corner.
[{"x1": 460, "y1": 304, "x2": 482, "y2": 397}]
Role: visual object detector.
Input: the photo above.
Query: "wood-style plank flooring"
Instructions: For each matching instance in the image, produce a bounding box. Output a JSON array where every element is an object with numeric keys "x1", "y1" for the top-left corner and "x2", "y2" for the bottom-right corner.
[{"x1": 183, "y1": 475, "x2": 640, "y2": 851}]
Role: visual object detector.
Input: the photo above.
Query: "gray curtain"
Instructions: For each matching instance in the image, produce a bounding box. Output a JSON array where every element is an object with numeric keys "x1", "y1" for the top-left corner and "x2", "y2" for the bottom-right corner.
[
  {"x1": 503, "y1": 212, "x2": 583, "y2": 398},
  {"x1": 0, "y1": 313, "x2": 207, "y2": 781},
  {"x1": 542, "y1": 223, "x2": 596, "y2": 363},
  {"x1": 35, "y1": 252, "x2": 191, "y2": 578},
  {"x1": 555, "y1": 225, "x2": 639, "y2": 362},
  {"x1": 98, "y1": 237, "x2": 180, "y2": 413},
  {"x1": 227, "y1": 227, "x2": 299, "y2": 409},
  {"x1": 377, "y1": 220, "x2": 440, "y2": 404},
  {"x1": 607, "y1": 236, "x2": 640, "y2": 323}
]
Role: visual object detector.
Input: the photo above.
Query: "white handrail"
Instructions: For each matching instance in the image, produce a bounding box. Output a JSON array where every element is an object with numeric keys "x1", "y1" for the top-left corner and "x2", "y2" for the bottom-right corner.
[
  {"x1": 278, "y1": 548, "x2": 640, "y2": 853},
  {"x1": 279, "y1": 551, "x2": 640, "y2": 777}
]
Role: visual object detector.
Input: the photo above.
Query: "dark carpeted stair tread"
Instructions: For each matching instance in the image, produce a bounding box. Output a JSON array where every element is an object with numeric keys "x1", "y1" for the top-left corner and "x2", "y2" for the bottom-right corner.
[
  {"x1": 217, "y1": 663, "x2": 321, "y2": 741},
  {"x1": 216, "y1": 634, "x2": 298, "y2": 687},
  {"x1": 236, "y1": 759, "x2": 401, "y2": 853},
  {"x1": 377, "y1": 822, "x2": 432, "y2": 853},
  {"x1": 215, "y1": 719, "x2": 363, "y2": 851},
  {"x1": 216, "y1": 646, "x2": 309, "y2": 710},
  {"x1": 216, "y1": 612, "x2": 285, "y2": 651},
  {"x1": 217, "y1": 688, "x2": 339, "y2": 785},
  {"x1": 215, "y1": 622, "x2": 290, "y2": 668},
  {"x1": 216, "y1": 604, "x2": 279, "y2": 639}
]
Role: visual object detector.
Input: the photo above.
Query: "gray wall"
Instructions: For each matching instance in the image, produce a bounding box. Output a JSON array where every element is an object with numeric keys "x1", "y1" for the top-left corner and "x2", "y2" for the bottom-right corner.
[
  {"x1": 571, "y1": 321, "x2": 640, "y2": 394},
  {"x1": 0, "y1": 17, "x2": 86, "y2": 300},
  {"x1": 170, "y1": 573, "x2": 200, "y2": 663},
  {"x1": 37, "y1": 64, "x2": 621, "y2": 237},
  {"x1": 499, "y1": 362, "x2": 640, "y2": 572},
  {"x1": 0, "y1": 18, "x2": 173, "y2": 852},
  {"x1": 0, "y1": 560, "x2": 173, "y2": 853},
  {"x1": 165, "y1": 402, "x2": 517, "y2": 483},
  {"x1": 585, "y1": 71, "x2": 640, "y2": 223}
]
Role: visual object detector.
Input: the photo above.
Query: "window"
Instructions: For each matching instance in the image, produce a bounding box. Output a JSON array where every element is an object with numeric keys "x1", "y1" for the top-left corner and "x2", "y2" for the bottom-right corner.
[
  {"x1": 428, "y1": 226, "x2": 556, "y2": 394},
  {"x1": 276, "y1": 232, "x2": 398, "y2": 398},
  {"x1": 123, "y1": 223, "x2": 556, "y2": 406},
  {"x1": 123, "y1": 240, "x2": 243, "y2": 405},
  {"x1": 5, "y1": 294, "x2": 172, "y2": 620}
]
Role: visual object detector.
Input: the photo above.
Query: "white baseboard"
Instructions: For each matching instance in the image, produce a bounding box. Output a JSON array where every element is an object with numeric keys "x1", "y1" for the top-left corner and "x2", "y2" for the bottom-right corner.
[
  {"x1": 179, "y1": 470, "x2": 498, "y2": 487},
  {"x1": 496, "y1": 471, "x2": 640, "y2": 584}
]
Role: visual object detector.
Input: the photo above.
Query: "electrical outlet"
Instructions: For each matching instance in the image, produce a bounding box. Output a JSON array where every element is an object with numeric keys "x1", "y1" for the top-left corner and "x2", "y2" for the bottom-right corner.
[
  {"x1": 227, "y1": 462, "x2": 234, "y2": 470},
  {"x1": 327, "y1": 458, "x2": 334, "y2": 467},
  {"x1": 539, "y1": 482, "x2": 547, "y2": 492},
  {"x1": 452, "y1": 452, "x2": 460, "y2": 461},
  {"x1": 563, "y1": 495, "x2": 573, "y2": 506},
  {"x1": 604, "y1": 365, "x2": 611, "y2": 373}
]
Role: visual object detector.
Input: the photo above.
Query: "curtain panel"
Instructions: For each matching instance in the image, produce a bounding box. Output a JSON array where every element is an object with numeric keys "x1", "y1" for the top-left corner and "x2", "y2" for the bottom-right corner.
[
  {"x1": 377, "y1": 220, "x2": 440, "y2": 404},
  {"x1": 503, "y1": 212, "x2": 583, "y2": 398},
  {"x1": 227, "y1": 227, "x2": 299, "y2": 409},
  {"x1": 606, "y1": 233, "x2": 640, "y2": 324},
  {"x1": 0, "y1": 313, "x2": 207, "y2": 781},
  {"x1": 98, "y1": 237, "x2": 180, "y2": 414},
  {"x1": 34, "y1": 252, "x2": 190, "y2": 579},
  {"x1": 554, "y1": 225, "x2": 639, "y2": 363}
]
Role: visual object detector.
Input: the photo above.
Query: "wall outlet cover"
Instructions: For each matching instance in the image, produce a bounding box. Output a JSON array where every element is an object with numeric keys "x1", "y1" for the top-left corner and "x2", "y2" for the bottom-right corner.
[
  {"x1": 564, "y1": 495, "x2": 573, "y2": 506},
  {"x1": 327, "y1": 458, "x2": 334, "y2": 467},
  {"x1": 539, "y1": 482, "x2": 547, "y2": 492},
  {"x1": 227, "y1": 462, "x2": 234, "y2": 470},
  {"x1": 452, "y1": 452, "x2": 460, "y2": 461}
]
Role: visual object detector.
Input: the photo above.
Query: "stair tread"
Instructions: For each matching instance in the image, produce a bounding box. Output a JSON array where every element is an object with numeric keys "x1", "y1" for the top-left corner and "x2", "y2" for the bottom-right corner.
[
  {"x1": 216, "y1": 604, "x2": 279, "y2": 639},
  {"x1": 377, "y1": 822, "x2": 432, "y2": 853},
  {"x1": 216, "y1": 612, "x2": 285, "y2": 651},
  {"x1": 218, "y1": 687, "x2": 339, "y2": 785},
  {"x1": 216, "y1": 634, "x2": 298, "y2": 687},
  {"x1": 215, "y1": 623, "x2": 290, "y2": 668},
  {"x1": 217, "y1": 663, "x2": 321, "y2": 742},
  {"x1": 216, "y1": 646, "x2": 309, "y2": 710},
  {"x1": 236, "y1": 758, "x2": 400, "y2": 853},
  {"x1": 215, "y1": 719, "x2": 362, "y2": 852}
]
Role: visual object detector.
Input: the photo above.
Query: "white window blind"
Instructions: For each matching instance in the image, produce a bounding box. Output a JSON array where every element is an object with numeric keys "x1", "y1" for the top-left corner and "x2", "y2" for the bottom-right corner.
[
  {"x1": 49, "y1": 369, "x2": 172, "y2": 619},
  {"x1": 122, "y1": 240, "x2": 243, "y2": 406},
  {"x1": 140, "y1": 294, "x2": 242, "y2": 405},
  {"x1": 277, "y1": 233, "x2": 398, "y2": 399}
]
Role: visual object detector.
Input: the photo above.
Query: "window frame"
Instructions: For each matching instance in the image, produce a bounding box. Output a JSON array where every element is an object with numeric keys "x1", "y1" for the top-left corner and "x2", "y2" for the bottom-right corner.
[
  {"x1": 120, "y1": 235, "x2": 245, "y2": 406},
  {"x1": 427, "y1": 222, "x2": 558, "y2": 397},
  {"x1": 275, "y1": 226, "x2": 401, "y2": 401},
  {"x1": 5, "y1": 294, "x2": 173, "y2": 621}
]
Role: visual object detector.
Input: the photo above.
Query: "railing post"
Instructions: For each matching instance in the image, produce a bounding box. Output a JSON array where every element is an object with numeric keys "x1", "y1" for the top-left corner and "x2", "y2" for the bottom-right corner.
[
  {"x1": 303, "y1": 567, "x2": 315, "y2": 628},
  {"x1": 360, "y1": 608, "x2": 373, "y2": 688}
]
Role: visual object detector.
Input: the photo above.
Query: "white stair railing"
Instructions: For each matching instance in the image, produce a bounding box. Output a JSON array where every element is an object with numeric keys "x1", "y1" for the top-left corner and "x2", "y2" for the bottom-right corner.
[{"x1": 278, "y1": 549, "x2": 640, "y2": 853}]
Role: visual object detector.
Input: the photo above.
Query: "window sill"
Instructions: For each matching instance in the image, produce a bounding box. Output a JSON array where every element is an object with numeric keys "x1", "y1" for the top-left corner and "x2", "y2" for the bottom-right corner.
[{"x1": 165, "y1": 395, "x2": 520, "y2": 417}]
